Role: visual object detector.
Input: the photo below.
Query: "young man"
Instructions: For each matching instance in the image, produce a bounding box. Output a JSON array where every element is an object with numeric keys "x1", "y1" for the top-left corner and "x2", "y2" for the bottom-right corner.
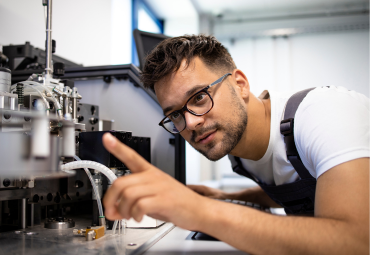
[{"x1": 102, "y1": 35, "x2": 369, "y2": 254}]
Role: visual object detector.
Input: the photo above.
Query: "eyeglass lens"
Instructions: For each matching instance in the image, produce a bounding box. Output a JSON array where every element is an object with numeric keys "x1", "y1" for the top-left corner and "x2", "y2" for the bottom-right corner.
[{"x1": 163, "y1": 92, "x2": 213, "y2": 133}]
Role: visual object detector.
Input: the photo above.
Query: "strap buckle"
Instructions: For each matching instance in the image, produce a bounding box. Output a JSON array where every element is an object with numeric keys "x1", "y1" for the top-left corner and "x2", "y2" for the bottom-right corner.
[{"x1": 280, "y1": 118, "x2": 294, "y2": 136}]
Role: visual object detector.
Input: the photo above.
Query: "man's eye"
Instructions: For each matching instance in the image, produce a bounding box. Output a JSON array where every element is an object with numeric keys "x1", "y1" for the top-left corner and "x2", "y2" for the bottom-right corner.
[
  {"x1": 169, "y1": 112, "x2": 180, "y2": 120},
  {"x1": 194, "y1": 93, "x2": 206, "y2": 103}
]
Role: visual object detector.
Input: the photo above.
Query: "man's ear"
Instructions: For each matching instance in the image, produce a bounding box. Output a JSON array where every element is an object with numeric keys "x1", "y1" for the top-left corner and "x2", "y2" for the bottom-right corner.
[{"x1": 233, "y1": 69, "x2": 250, "y2": 99}]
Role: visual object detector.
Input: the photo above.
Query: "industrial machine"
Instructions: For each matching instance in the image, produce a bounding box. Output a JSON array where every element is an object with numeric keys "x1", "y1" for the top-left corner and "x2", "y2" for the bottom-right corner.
[{"x1": 0, "y1": 1, "x2": 184, "y2": 250}]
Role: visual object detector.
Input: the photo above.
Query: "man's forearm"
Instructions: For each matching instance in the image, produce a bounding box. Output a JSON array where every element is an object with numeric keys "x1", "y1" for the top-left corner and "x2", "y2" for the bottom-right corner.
[
  {"x1": 225, "y1": 186, "x2": 281, "y2": 208},
  {"x1": 196, "y1": 199, "x2": 368, "y2": 255}
]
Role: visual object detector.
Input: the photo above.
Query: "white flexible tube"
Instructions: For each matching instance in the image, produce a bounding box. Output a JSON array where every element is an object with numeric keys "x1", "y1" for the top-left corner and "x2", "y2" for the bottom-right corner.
[
  {"x1": 61, "y1": 160, "x2": 122, "y2": 233},
  {"x1": 61, "y1": 160, "x2": 117, "y2": 183},
  {"x1": 73, "y1": 155, "x2": 103, "y2": 217}
]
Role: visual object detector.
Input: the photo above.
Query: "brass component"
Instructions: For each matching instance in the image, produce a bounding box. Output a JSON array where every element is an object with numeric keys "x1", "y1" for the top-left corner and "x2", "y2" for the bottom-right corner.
[{"x1": 85, "y1": 226, "x2": 105, "y2": 240}]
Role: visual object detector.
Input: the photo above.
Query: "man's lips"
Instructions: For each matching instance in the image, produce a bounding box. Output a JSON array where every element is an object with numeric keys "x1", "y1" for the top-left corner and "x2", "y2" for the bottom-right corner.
[{"x1": 195, "y1": 130, "x2": 217, "y2": 143}]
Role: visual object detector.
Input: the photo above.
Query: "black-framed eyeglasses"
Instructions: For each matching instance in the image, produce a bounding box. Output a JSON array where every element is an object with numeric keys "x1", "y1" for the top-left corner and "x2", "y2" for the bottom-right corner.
[{"x1": 159, "y1": 73, "x2": 232, "y2": 134}]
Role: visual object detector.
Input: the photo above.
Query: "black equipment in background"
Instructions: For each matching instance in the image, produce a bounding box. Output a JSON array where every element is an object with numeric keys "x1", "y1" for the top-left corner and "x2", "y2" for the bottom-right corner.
[
  {"x1": 133, "y1": 29, "x2": 170, "y2": 71},
  {"x1": 3, "y1": 41, "x2": 81, "y2": 71}
]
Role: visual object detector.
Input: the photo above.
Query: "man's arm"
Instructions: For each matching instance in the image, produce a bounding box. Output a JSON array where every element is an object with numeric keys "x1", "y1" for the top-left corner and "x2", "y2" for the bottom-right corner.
[
  {"x1": 102, "y1": 133, "x2": 369, "y2": 255},
  {"x1": 188, "y1": 185, "x2": 281, "y2": 207},
  {"x1": 198, "y1": 158, "x2": 369, "y2": 255}
]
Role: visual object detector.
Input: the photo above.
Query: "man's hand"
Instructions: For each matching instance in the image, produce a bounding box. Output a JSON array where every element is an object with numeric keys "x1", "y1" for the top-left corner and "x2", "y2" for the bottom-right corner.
[
  {"x1": 102, "y1": 133, "x2": 209, "y2": 230},
  {"x1": 188, "y1": 185, "x2": 282, "y2": 207},
  {"x1": 187, "y1": 185, "x2": 226, "y2": 199}
]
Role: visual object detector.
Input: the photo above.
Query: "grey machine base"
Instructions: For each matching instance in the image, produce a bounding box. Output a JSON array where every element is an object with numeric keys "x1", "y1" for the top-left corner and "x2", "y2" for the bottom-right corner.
[{"x1": 0, "y1": 216, "x2": 174, "y2": 255}]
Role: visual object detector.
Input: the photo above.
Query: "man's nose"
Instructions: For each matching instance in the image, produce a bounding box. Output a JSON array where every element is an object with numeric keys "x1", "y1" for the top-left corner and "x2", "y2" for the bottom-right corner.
[{"x1": 184, "y1": 111, "x2": 204, "y2": 131}]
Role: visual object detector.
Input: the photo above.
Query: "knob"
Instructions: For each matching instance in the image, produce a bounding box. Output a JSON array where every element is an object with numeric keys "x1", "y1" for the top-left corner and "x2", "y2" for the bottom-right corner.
[
  {"x1": 89, "y1": 117, "x2": 98, "y2": 125},
  {"x1": 53, "y1": 62, "x2": 65, "y2": 77},
  {"x1": 3, "y1": 178, "x2": 11, "y2": 187}
]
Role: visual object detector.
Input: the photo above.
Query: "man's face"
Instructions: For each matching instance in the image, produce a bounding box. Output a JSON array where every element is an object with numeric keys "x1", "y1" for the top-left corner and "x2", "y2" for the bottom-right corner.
[{"x1": 155, "y1": 58, "x2": 248, "y2": 161}]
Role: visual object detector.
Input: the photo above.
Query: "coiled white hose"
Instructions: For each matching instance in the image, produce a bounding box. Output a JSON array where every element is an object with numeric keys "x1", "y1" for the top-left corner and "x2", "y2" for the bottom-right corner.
[
  {"x1": 73, "y1": 155, "x2": 103, "y2": 217},
  {"x1": 61, "y1": 160, "x2": 123, "y2": 234},
  {"x1": 61, "y1": 160, "x2": 117, "y2": 183}
]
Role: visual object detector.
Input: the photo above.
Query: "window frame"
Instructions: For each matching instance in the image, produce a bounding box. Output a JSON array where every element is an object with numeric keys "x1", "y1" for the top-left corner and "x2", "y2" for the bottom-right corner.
[{"x1": 132, "y1": 0, "x2": 164, "y2": 66}]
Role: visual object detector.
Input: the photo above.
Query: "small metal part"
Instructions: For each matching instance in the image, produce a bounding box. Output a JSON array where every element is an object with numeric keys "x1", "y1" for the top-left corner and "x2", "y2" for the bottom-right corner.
[
  {"x1": 44, "y1": 217, "x2": 75, "y2": 229},
  {"x1": 128, "y1": 243, "x2": 137, "y2": 246},
  {"x1": 86, "y1": 230, "x2": 96, "y2": 241},
  {"x1": 29, "y1": 203, "x2": 34, "y2": 227},
  {"x1": 3, "y1": 178, "x2": 11, "y2": 187},
  {"x1": 92, "y1": 175, "x2": 102, "y2": 200},
  {"x1": 14, "y1": 231, "x2": 38, "y2": 235},
  {"x1": 16, "y1": 83, "x2": 24, "y2": 105},
  {"x1": 52, "y1": 87, "x2": 65, "y2": 97},
  {"x1": 21, "y1": 198, "x2": 27, "y2": 229},
  {"x1": 0, "y1": 95, "x2": 4, "y2": 108},
  {"x1": 73, "y1": 229, "x2": 86, "y2": 236},
  {"x1": 0, "y1": 67, "x2": 11, "y2": 93},
  {"x1": 28, "y1": 180, "x2": 35, "y2": 188},
  {"x1": 9, "y1": 97, "x2": 15, "y2": 110},
  {"x1": 63, "y1": 86, "x2": 72, "y2": 115},
  {"x1": 71, "y1": 87, "x2": 79, "y2": 122},
  {"x1": 99, "y1": 216, "x2": 106, "y2": 233},
  {"x1": 26, "y1": 232, "x2": 38, "y2": 235}
]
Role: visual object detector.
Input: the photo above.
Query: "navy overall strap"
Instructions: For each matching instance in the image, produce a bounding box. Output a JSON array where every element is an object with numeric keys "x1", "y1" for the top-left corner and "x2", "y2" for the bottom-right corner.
[
  {"x1": 280, "y1": 88, "x2": 315, "y2": 180},
  {"x1": 230, "y1": 88, "x2": 318, "y2": 215}
]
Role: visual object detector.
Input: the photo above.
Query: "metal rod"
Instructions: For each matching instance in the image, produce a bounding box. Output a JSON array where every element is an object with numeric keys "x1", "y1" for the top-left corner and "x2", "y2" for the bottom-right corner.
[
  {"x1": 0, "y1": 96, "x2": 4, "y2": 108},
  {"x1": 21, "y1": 198, "x2": 26, "y2": 229},
  {"x1": 30, "y1": 203, "x2": 34, "y2": 227},
  {"x1": 63, "y1": 96, "x2": 69, "y2": 115},
  {"x1": 72, "y1": 98, "x2": 77, "y2": 121},
  {"x1": 10, "y1": 97, "x2": 15, "y2": 110},
  {"x1": 45, "y1": 0, "x2": 53, "y2": 77}
]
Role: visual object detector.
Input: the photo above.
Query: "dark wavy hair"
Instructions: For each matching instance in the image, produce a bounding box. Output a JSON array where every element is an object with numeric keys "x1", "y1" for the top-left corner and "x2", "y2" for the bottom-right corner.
[{"x1": 140, "y1": 34, "x2": 236, "y2": 90}]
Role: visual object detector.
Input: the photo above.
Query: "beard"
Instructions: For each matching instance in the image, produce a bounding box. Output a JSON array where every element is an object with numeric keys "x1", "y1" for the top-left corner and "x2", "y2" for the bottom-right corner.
[{"x1": 189, "y1": 90, "x2": 248, "y2": 161}]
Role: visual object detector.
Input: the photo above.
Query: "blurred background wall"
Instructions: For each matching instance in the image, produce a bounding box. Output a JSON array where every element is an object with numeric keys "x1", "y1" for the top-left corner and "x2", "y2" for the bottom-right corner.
[{"x1": 1, "y1": 0, "x2": 368, "y2": 191}]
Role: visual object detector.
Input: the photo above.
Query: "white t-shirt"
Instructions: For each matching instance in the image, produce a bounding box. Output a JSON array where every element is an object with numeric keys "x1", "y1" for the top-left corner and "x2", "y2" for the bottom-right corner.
[{"x1": 229, "y1": 86, "x2": 370, "y2": 186}]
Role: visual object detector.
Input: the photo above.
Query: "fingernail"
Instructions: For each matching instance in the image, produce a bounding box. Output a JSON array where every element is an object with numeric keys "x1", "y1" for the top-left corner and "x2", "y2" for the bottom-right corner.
[{"x1": 105, "y1": 133, "x2": 116, "y2": 147}]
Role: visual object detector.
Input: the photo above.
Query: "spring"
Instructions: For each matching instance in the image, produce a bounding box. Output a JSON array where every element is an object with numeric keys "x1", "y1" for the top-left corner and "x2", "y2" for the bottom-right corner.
[{"x1": 17, "y1": 83, "x2": 24, "y2": 105}]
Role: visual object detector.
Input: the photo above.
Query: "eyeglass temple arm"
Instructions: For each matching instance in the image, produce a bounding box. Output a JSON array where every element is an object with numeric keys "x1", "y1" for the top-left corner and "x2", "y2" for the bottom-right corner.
[{"x1": 208, "y1": 73, "x2": 232, "y2": 89}]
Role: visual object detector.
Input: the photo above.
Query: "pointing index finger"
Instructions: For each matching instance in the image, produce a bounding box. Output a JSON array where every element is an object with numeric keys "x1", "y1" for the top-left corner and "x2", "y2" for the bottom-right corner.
[{"x1": 102, "y1": 133, "x2": 151, "y2": 173}]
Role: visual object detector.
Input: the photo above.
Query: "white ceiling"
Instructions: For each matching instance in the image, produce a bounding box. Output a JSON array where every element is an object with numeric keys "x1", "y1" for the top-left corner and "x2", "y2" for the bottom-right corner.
[
  {"x1": 192, "y1": 0, "x2": 368, "y2": 15},
  {"x1": 146, "y1": 0, "x2": 368, "y2": 19},
  {"x1": 144, "y1": 0, "x2": 197, "y2": 19}
]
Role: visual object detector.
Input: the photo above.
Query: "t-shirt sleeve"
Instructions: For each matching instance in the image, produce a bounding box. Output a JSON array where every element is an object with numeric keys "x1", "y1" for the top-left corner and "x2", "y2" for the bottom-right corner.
[{"x1": 294, "y1": 86, "x2": 370, "y2": 179}]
